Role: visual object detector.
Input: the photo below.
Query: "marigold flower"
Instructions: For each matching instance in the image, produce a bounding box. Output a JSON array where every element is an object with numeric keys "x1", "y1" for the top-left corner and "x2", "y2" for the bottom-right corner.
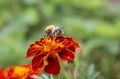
[
  {"x1": 0, "y1": 69, "x2": 9, "y2": 79},
  {"x1": 26, "y1": 36, "x2": 80, "y2": 75},
  {"x1": 7, "y1": 64, "x2": 40, "y2": 79}
]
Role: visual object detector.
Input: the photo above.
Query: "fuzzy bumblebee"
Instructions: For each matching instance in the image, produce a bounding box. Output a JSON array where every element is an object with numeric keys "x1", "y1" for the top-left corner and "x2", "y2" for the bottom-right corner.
[{"x1": 44, "y1": 25, "x2": 64, "y2": 37}]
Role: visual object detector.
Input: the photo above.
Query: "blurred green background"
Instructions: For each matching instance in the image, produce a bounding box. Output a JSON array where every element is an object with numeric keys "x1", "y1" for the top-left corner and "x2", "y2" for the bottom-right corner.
[{"x1": 0, "y1": 0, "x2": 120, "y2": 79}]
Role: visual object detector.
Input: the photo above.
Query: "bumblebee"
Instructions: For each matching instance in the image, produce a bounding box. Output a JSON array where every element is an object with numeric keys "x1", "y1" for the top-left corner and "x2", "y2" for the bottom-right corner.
[{"x1": 44, "y1": 25, "x2": 64, "y2": 37}]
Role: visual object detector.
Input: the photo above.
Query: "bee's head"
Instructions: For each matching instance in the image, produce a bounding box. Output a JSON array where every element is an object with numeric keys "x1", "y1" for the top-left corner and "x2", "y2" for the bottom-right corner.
[{"x1": 44, "y1": 25, "x2": 55, "y2": 37}]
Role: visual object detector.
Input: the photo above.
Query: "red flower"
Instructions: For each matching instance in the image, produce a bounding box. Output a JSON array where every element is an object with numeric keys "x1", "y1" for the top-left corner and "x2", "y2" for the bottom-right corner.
[
  {"x1": 26, "y1": 36, "x2": 80, "y2": 75},
  {"x1": 0, "y1": 69, "x2": 9, "y2": 79},
  {"x1": 7, "y1": 64, "x2": 39, "y2": 79}
]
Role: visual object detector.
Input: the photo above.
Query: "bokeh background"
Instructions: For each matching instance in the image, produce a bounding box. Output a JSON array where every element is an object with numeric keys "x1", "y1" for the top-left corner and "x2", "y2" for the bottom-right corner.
[{"x1": 0, "y1": 0, "x2": 120, "y2": 79}]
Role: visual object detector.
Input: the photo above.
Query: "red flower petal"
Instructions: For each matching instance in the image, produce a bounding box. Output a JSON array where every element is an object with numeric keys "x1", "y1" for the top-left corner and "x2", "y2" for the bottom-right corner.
[
  {"x1": 59, "y1": 49, "x2": 74, "y2": 61},
  {"x1": 26, "y1": 76, "x2": 34, "y2": 79},
  {"x1": 35, "y1": 40, "x2": 43, "y2": 46},
  {"x1": 68, "y1": 46, "x2": 75, "y2": 52},
  {"x1": 55, "y1": 36, "x2": 65, "y2": 42},
  {"x1": 44, "y1": 55, "x2": 60, "y2": 75},
  {"x1": 64, "y1": 40, "x2": 73, "y2": 47},
  {"x1": 0, "y1": 69, "x2": 8, "y2": 79},
  {"x1": 55, "y1": 47, "x2": 62, "y2": 52},
  {"x1": 7, "y1": 67, "x2": 14, "y2": 77},
  {"x1": 26, "y1": 44, "x2": 42, "y2": 58},
  {"x1": 32, "y1": 55, "x2": 44, "y2": 71},
  {"x1": 66, "y1": 37, "x2": 80, "y2": 48},
  {"x1": 26, "y1": 44, "x2": 35, "y2": 58}
]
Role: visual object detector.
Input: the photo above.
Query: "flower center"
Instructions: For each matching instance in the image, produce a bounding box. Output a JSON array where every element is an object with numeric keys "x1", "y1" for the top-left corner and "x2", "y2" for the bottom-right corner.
[
  {"x1": 13, "y1": 67, "x2": 29, "y2": 77},
  {"x1": 44, "y1": 39, "x2": 63, "y2": 54}
]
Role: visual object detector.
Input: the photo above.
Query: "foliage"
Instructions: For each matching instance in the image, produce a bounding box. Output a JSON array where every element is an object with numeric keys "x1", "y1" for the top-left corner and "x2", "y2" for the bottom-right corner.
[{"x1": 0, "y1": 0, "x2": 120, "y2": 79}]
